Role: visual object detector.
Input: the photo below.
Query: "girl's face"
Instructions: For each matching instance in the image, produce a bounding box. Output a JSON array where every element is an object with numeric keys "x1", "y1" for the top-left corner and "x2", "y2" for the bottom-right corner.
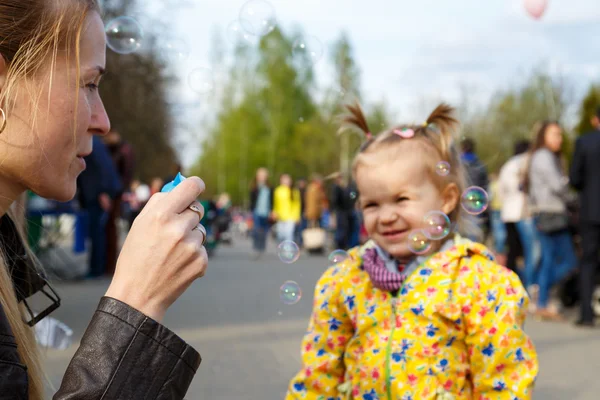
[
  {"x1": 356, "y1": 151, "x2": 459, "y2": 259},
  {"x1": 0, "y1": 12, "x2": 109, "y2": 204},
  {"x1": 544, "y1": 124, "x2": 563, "y2": 153}
]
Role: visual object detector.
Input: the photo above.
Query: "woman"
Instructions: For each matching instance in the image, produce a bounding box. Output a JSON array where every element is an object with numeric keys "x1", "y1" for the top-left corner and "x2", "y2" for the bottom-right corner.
[
  {"x1": 524, "y1": 121, "x2": 577, "y2": 320},
  {"x1": 249, "y1": 168, "x2": 274, "y2": 258},
  {"x1": 0, "y1": 1, "x2": 208, "y2": 398},
  {"x1": 499, "y1": 140, "x2": 540, "y2": 293},
  {"x1": 273, "y1": 174, "x2": 301, "y2": 243}
]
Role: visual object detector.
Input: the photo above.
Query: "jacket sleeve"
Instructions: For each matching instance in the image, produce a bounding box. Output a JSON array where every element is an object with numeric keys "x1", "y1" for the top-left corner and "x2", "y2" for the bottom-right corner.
[
  {"x1": 569, "y1": 137, "x2": 585, "y2": 191},
  {"x1": 464, "y1": 265, "x2": 538, "y2": 399},
  {"x1": 286, "y1": 266, "x2": 354, "y2": 399},
  {"x1": 0, "y1": 308, "x2": 28, "y2": 400},
  {"x1": 54, "y1": 297, "x2": 201, "y2": 400}
]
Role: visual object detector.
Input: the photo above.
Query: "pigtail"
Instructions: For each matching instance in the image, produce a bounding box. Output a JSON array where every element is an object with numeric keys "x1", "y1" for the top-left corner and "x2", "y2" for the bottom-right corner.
[
  {"x1": 425, "y1": 103, "x2": 459, "y2": 159},
  {"x1": 342, "y1": 102, "x2": 372, "y2": 139}
]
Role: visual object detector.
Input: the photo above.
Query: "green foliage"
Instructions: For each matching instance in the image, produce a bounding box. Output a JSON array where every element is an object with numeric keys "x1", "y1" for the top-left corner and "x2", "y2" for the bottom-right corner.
[
  {"x1": 190, "y1": 28, "x2": 392, "y2": 205},
  {"x1": 99, "y1": 0, "x2": 178, "y2": 183},
  {"x1": 188, "y1": 25, "x2": 596, "y2": 206},
  {"x1": 462, "y1": 72, "x2": 570, "y2": 174},
  {"x1": 575, "y1": 85, "x2": 600, "y2": 135}
]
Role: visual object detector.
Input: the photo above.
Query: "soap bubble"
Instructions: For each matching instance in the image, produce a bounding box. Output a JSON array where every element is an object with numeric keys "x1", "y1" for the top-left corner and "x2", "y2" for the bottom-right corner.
[
  {"x1": 280, "y1": 281, "x2": 302, "y2": 305},
  {"x1": 435, "y1": 161, "x2": 450, "y2": 176},
  {"x1": 159, "y1": 37, "x2": 189, "y2": 62},
  {"x1": 226, "y1": 20, "x2": 256, "y2": 44},
  {"x1": 461, "y1": 186, "x2": 489, "y2": 215},
  {"x1": 105, "y1": 16, "x2": 143, "y2": 55},
  {"x1": 239, "y1": 0, "x2": 276, "y2": 37},
  {"x1": 408, "y1": 230, "x2": 432, "y2": 255},
  {"x1": 298, "y1": 117, "x2": 304, "y2": 123},
  {"x1": 188, "y1": 67, "x2": 215, "y2": 94},
  {"x1": 328, "y1": 250, "x2": 350, "y2": 264},
  {"x1": 422, "y1": 211, "x2": 451, "y2": 240},
  {"x1": 292, "y1": 36, "x2": 324, "y2": 64},
  {"x1": 278, "y1": 240, "x2": 300, "y2": 264}
]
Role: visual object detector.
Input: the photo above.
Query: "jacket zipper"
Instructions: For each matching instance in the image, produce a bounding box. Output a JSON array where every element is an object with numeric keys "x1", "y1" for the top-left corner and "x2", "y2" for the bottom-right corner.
[{"x1": 385, "y1": 288, "x2": 401, "y2": 400}]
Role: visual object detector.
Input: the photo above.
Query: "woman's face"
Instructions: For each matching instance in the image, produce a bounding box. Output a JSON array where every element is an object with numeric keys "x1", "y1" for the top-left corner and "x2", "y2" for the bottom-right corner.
[
  {"x1": 544, "y1": 124, "x2": 563, "y2": 153},
  {"x1": 0, "y1": 12, "x2": 109, "y2": 203}
]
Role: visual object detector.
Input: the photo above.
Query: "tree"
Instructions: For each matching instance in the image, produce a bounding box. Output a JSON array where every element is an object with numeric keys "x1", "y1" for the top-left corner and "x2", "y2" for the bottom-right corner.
[
  {"x1": 461, "y1": 71, "x2": 571, "y2": 173},
  {"x1": 329, "y1": 33, "x2": 363, "y2": 178},
  {"x1": 190, "y1": 28, "x2": 390, "y2": 205},
  {"x1": 191, "y1": 26, "x2": 318, "y2": 205},
  {"x1": 575, "y1": 85, "x2": 600, "y2": 135},
  {"x1": 99, "y1": 0, "x2": 178, "y2": 183}
]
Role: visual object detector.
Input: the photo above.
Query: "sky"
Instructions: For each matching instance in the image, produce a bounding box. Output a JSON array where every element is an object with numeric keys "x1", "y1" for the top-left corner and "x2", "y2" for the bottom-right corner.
[{"x1": 126, "y1": 0, "x2": 600, "y2": 167}]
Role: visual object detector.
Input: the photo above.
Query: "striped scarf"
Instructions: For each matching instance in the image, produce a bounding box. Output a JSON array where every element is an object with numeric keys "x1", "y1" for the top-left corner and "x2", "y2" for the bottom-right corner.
[{"x1": 362, "y1": 247, "x2": 411, "y2": 292}]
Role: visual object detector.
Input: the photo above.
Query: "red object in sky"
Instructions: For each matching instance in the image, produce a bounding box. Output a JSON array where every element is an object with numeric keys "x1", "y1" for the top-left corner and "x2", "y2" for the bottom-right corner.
[{"x1": 524, "y1": 0, "x2": 548, "y2": 20}]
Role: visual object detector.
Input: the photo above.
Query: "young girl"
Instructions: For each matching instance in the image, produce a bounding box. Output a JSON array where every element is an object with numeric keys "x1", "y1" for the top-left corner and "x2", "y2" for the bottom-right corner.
[{"x1": 286, "y1": 104, "x2": 538, "y2": 400}]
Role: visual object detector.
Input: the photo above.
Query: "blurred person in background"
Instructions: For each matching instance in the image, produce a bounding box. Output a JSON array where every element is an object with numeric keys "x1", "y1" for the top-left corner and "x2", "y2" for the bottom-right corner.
[
  {"x1": 103, "y1": 129, "x2": 135, "y2": 276},
  {"x1": 295, "y1": 178, "x2": 307, "y2": 246},
  {"x1": 125, "y1": 179, "x2": 151, "y2": 229},
  {"x1": 150, "y1": 177, "x2": 164, "y2": 196},
  {"x1": 304, "y1": 174, "x2": 325, "y2": 228},
  {"x1": 488, "y1": 172, "x2": 507, "y2": 265},
  {"x1": 569, "y1": 107, "x2": 600, "y2": 327},
  {"x1": 273, "y1": 174, "x2": 301, "y2": 243},
  {"x1": 249, "y1": 168, "x2": 274, "y2": 259},
  {"x1": 524, "y1": 121, "x2": 578, "y2": 320},
  {"x1": 77, "y1": 136, "x2": 122, "y2": 278},
  {"x1": 215, "y1": 193, "x2": 233, "y2": 244},
  {"x1": 499, "y1": 140, "x2": 538, "y2": 287},
  {"x1": 331, "y1": 173, "x2": 354, "y2": 250},
  {"x1": 461, "y1": 137, "x2": 490, "y2": 241}
]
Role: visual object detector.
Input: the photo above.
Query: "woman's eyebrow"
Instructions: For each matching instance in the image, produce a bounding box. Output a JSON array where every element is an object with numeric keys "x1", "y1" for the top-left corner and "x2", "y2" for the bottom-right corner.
[{"x1": 85, "y1": 65, "x2": 106, "y2": 76}]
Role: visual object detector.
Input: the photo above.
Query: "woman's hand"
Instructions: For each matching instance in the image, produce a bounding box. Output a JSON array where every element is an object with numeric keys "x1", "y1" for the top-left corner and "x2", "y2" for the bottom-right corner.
[{"x1": 105, "y1": 176, "x2": 208, "y2": 322}]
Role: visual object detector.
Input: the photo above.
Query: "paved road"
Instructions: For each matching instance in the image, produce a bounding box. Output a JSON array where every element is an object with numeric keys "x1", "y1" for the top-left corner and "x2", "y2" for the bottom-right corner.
[{"x1": 42, "y1": 239, "x2": 600, "y2": 399}]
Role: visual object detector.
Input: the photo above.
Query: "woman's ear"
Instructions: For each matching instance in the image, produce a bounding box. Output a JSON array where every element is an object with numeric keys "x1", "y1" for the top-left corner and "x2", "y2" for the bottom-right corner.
[{"x1": 440, "y1": 183, "x2": 460, "y2": 217}]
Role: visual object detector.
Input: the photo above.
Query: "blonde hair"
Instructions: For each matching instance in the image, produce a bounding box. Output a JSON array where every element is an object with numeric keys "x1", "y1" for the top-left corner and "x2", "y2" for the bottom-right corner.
[
  {"x1": 344, "y1": 103, "x2": 477, "y2": 238},
  {"x1": 0, "y1": 0, "x2": 100, "y2": 398}
]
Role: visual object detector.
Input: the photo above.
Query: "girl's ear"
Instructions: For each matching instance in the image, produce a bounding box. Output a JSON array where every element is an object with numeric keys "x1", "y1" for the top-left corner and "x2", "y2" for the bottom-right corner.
[{"x1": 440, "y1": 183, "x2": 460, "y2": 217}]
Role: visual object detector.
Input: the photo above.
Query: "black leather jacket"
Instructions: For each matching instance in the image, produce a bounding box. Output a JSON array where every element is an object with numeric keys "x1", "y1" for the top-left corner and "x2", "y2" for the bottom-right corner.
[{"x1": 0, "y1": 215, "x2": 201, "y2": 399}]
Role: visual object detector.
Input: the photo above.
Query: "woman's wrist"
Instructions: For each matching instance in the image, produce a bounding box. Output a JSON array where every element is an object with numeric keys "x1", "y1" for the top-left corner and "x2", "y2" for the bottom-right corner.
[{"x1": 104, "y1": 286, "x2": 166, "y2": 323}]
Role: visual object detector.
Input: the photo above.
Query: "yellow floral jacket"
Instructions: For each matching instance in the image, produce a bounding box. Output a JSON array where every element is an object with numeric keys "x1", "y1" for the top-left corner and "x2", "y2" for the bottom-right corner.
[{"x1": 286, "y1": 238, "x2": 538, "y2": 400}]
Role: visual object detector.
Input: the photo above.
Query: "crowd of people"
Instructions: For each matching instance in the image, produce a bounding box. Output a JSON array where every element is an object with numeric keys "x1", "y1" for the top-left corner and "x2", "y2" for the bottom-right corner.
[
  {"x1": 248, "y1": 168, "x2": 363, "y2": 259},
  {"x1": 1, "y1": 0, "x2": 598, "y2": 397},
  {"x1": 485, "y1": 113, "x2": 600, "y2": 326},
  {"x1": 244, "y1": 111, "x2": 600, "y2": 328}
]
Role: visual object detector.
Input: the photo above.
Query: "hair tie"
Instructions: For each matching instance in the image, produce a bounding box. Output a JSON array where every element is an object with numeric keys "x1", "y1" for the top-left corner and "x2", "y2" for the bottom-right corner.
[
  {"x1": 393, "y1": 128, "x2": 415, "y2": 138},
  {"x1": 422, "y1": 121, "x2": 428, "y2": 127},
  {"x1": 366, "y1": 132, "x2": 373, "y2": 139}
]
